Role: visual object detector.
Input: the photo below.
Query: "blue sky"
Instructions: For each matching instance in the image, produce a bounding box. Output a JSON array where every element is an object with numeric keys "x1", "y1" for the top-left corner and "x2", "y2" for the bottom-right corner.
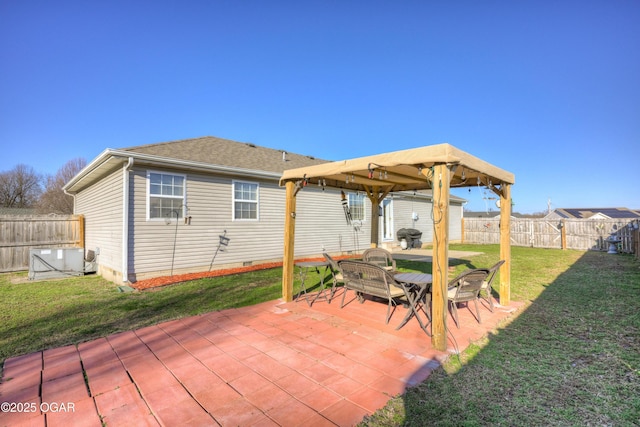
[{"x1": 1, "y1": 1, "x2": 638, "y2": 213}]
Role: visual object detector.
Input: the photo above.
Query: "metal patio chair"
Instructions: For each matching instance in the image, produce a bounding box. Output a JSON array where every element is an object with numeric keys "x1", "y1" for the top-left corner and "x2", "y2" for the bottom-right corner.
[
  {"x1": 362, "y1": 247, "x2": 397, "y2": 271},
  {"x1": 447, "y1": 268, "x2": 491, "y2": 328},
  {"x1": 479, "y1": 260, "x2": 505, "y2": 312}
]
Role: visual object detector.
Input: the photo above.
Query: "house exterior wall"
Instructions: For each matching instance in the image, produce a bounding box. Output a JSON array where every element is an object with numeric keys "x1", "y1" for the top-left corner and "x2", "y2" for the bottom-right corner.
[
  {"x1": 449, "y1": 203, "x2": 463, "y2": 242},
  {"x1": 75, "y1": 165, "x2": 460, "y2": 284},
  {"x1": 385, "y1": 194, "x2": 463, "y2": 247},
  {"x1": 74, "y1": 167, "x2": 124, "y2": 283},
  {"x1": 125, "y1": 167, "x2": 373, "y2": 282}
]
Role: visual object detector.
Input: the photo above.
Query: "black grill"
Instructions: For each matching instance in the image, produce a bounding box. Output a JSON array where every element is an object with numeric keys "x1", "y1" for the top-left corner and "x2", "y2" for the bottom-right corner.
[{"x1": 397, "y1": 228, "x2": 422, "y2": 248}]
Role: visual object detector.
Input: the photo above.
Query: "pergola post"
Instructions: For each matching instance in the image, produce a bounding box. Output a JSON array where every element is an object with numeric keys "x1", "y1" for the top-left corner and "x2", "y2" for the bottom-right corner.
[
  {"x1": 430, "y1": 164, "x2": 450, "y2": 351},
  {"x1": 499, "y1": 183, "x2": 511, "y2": 306},
  {"x1": 282, "y1": 181, "x2": 297, "y2": 302},
  {"x1": 369, "y1": 196, "x2": 380, "y2": 248},
  {"x1": 365, "y1": 186, "x2": 391, "y2": 248}
]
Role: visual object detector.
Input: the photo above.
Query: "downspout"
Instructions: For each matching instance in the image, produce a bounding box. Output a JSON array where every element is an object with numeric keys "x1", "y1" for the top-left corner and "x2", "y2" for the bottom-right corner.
[
  {"x1": 62, "y1": 188, "x2": 75, "y2": 213},
  {"x1": 122, "y1": 157, "x2": 134, "y2": 283}
]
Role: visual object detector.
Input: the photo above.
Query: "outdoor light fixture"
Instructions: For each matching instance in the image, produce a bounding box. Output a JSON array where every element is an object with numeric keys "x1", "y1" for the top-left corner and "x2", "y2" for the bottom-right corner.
[{"x1": 368, "y1": 162, "x2": 387, "y2": 180}]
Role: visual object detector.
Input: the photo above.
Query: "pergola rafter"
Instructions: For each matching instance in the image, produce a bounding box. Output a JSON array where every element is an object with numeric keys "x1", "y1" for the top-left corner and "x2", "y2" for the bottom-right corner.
[{"x1": 279, "y1": 143, "x2": 515, "y2": 351}]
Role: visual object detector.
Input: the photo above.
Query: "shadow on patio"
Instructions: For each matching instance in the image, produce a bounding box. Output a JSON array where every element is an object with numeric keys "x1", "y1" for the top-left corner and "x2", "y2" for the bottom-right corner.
[{"x1": 377, "y1": 250, "x2": 640, "y2": 426}]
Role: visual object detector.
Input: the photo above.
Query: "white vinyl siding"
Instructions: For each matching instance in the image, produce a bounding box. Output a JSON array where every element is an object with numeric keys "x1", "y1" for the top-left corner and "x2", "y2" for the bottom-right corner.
[
  {"x1": 232, "y1": 180, "x2": 259, "y2": 221},
  {"x1": 103, "y1": 167, "x2": 463, "y2": 282},
  {"x1": 127, "y1": 170, "x2": 371, "y2": 279},
  {"x1": 74, "y1": 168, "x2": 124, "y2": 276},
  {"x1": 147, "y1": 171, "x2": 186, "y2": 220},
  {"x1": 390, "y1": 193, "x2": 464, "y2": 243},
  {"x1": 294, "y1": 187, "x2": 369, "y2": 255}
]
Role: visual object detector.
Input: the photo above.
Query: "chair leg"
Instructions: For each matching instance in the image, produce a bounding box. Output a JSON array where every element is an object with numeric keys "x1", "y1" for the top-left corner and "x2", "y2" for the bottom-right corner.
[
  {"x1": 327, "y1": 279, "x2": 337, "y2": 304},
  {"x1": 385, "y1": 301, "x2": 391, "y2": 324},
  {"x1": 484, "y1": 288, "x2": 494, "y2": 312},
  {"x1": 385, "y1": 299, "x2": 397, "y2": 324},
  {"x1": 449, "y1": 301, "x2": 460, "y2": 328},
  {"x1": 340, "y1": 288, "x2": 348, "y2": 308},
  {"x1": 474, "y1": 299, "x2": 481, "y2": 324}
]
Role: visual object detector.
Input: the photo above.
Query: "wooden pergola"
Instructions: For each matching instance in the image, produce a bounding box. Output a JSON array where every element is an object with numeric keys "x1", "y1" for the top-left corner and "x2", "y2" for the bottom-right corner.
[{"x1": 279, "y1": 143, "x2": 515, "y2": 351}]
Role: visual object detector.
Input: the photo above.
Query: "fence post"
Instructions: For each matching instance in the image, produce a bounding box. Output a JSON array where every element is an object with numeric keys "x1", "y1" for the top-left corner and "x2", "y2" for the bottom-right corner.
[
  {"x1": 77, "y1": 214, "x2": 85, "y2": 249},
  {"x1": 561, "y1": 219, "x2": 567, "y2": 250},
  {"x1": 461, "y1": 217, "x2": 465, "y2": 244}
]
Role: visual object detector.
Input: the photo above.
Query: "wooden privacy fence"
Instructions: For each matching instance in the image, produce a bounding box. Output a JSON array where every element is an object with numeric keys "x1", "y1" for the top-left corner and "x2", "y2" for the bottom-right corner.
[
  {"x1": 0, "y1": 214, "x2": 84, "y2": 272},
  {"x1": 463, "y1": 217, "x2": 638, "y2": 253}
]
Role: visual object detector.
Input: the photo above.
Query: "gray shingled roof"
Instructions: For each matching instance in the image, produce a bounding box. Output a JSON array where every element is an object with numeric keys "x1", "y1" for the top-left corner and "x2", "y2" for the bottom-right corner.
[{"x1": 121, "y1": 136, "x2": 329, "y2": 174}]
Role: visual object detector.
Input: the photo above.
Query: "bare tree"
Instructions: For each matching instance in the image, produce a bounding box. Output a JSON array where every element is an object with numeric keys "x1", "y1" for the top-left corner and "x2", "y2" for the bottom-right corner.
[
  {"x1": 37, "y1": 158, "x2": 87, "y2": 214},
  {"x1": 0, "y1": 164, "x2": 43, "y2": 208}
]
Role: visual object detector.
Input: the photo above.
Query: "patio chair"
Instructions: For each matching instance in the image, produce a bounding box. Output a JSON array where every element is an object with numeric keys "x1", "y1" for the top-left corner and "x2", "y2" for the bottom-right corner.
[
  {"x1": 479, "y1": 260, "x2": 505, "y2": 312},
  {"x1": 362, "y1": 247, "x2": 397, "y2": 271},
  {"x1": 338, "y1": 260, "x2": 405, "y2": 324},
  {"x1": 447, "y1": 268, "x2": 490, "y2": 328},
  {"x1": 323, "y1": 253, "x2": 344, "y2": 302}
]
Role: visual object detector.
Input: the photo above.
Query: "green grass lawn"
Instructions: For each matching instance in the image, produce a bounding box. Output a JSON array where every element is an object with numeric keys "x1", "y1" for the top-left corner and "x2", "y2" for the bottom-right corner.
[
  {"x1": 0, "y1": 267, "x2": 289, "y2": 366},
  {"x1": 1, "y1": 244, "x2": 638, "y2": 425},
  {"x1": 362, "y1": 245, "x2": 640, "y2": 426}
]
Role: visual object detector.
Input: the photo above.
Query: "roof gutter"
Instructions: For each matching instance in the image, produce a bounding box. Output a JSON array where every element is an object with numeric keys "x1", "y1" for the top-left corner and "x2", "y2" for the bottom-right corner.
[
  {"x1": 63, "y1": 149, "x2": 119, "y2": 193},
  {"x1": 64, "y1": 149, "x2": 283, "y2": 194}
]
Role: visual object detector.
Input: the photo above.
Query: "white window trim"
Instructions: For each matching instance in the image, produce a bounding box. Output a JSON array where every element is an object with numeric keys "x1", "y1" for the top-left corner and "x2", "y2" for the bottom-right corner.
[
  {"x1": 146, "y1": 170, "x2": 187, "y2": 221},
  {"x1": 348, "y1": 192, "x2": 367, "y2": 222},
  {"x1": 232, "y1": 179, "x2": 260, "y2": 221}
]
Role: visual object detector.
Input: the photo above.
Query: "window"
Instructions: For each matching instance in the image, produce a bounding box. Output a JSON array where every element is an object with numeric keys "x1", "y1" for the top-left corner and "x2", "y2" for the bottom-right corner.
[
  {"x1": 233, "y1": 180, "x2": 259, "y2": 220},
  {"x1": 147, "y1": 171, "x2": 185, "y2": 219},
  {"x1": 348, "y1": 193, "x2": 366, "y2": 221}
]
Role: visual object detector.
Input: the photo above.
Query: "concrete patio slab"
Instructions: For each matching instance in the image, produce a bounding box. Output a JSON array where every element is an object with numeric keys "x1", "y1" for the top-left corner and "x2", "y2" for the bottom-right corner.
[{"x1": 1, "y1": 288, "x2": 523, "y2": 426}]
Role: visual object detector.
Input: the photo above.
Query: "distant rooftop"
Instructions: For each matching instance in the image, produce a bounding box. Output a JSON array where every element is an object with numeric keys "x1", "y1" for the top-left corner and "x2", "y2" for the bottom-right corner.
[{"x1": 548, "y1": 208, "x2": 640, "y2": 219}]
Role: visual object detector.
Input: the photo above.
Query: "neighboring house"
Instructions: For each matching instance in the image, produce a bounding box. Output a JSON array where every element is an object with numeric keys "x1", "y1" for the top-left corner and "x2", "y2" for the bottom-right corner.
[
  {"x1": 64, "y1": 136, "x2": 465, "y2": 284},
  {"x1": 545, "y1": 208, "x2": 640, "y2": 221}
]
